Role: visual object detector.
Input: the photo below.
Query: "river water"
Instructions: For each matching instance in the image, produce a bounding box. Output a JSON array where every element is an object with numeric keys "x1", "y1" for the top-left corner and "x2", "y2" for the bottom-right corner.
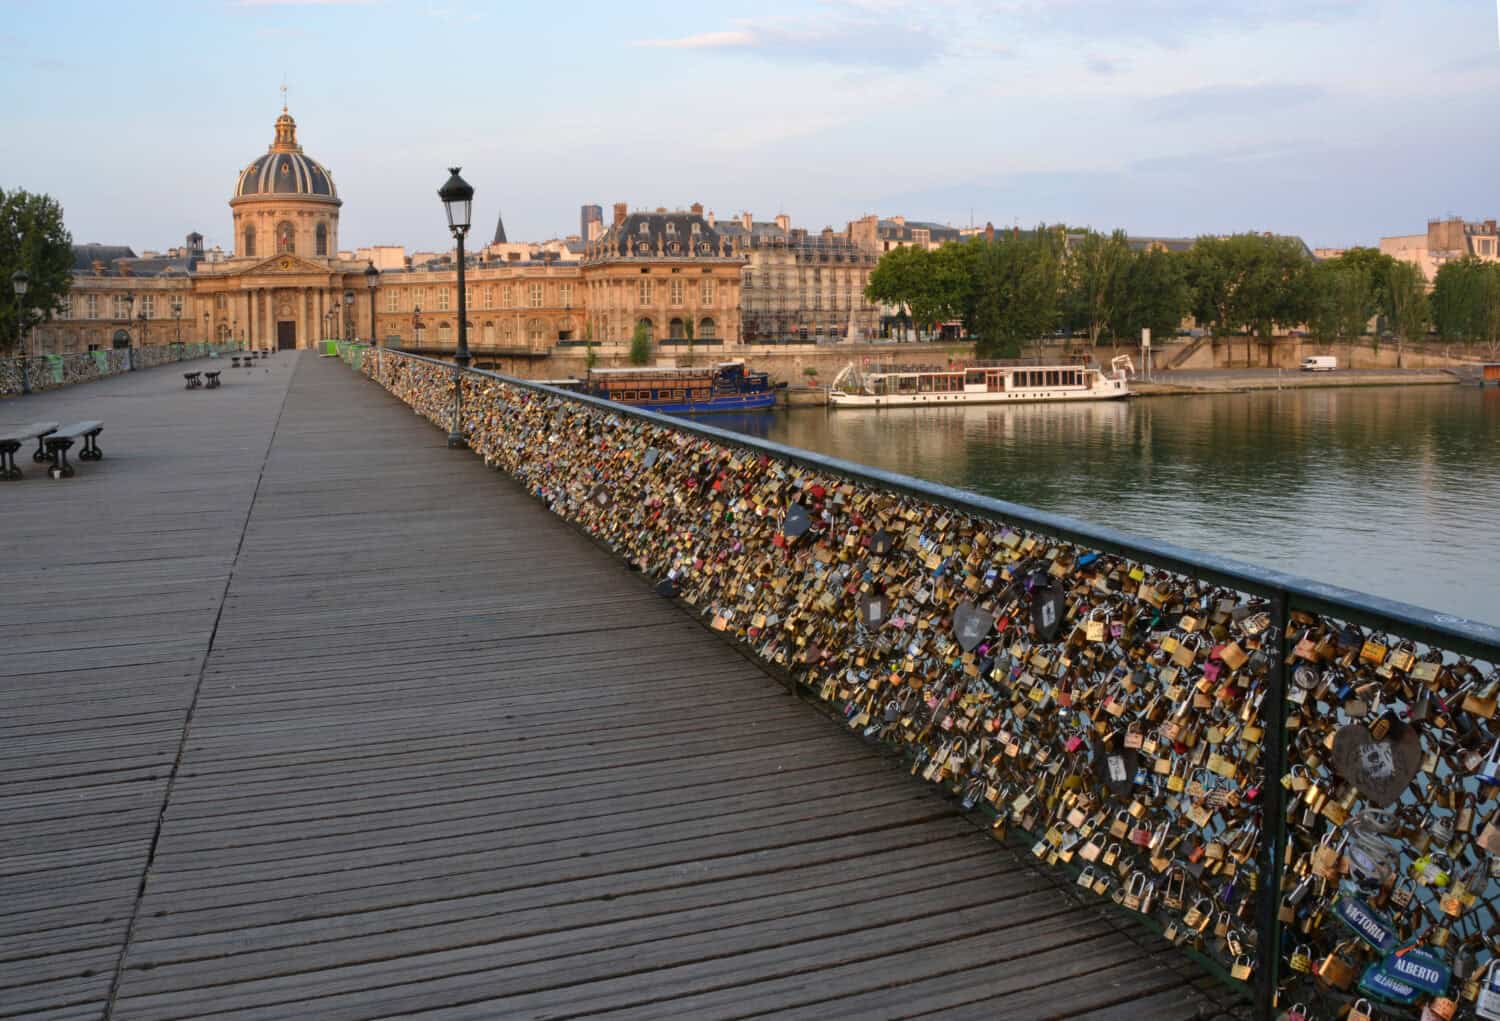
[{"x1": 708, "y1": 385, "x2": 1500, "y2": 626}]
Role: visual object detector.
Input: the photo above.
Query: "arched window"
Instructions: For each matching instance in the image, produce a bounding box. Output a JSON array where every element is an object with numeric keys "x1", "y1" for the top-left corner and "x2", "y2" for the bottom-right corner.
[
  {"x1": 483, "y1": 322, "x2": 496, "y2": 344},
  {"x1": 528, "y1": 317, "x2": 546, "y2": 344},
  {"x1": 699, "y1": 317, "x2": 716, "y2": 339},
  {"x1": 276, "y1": 221, "x2": 295, "y2": 254},
  {"x1": 557, "y1": 317, "x2": 575, "y2": 341},
  {"x1": 243, "y1": 226, "x2": 256, "y2": 257},
  {"x1": 315, "y1": 223, "x2": 328, "y2": 256},
  {"x1": 636, "y1": 318, "x2": 654, "y2": 342},
  {"x1": 669, "y1": 317, "x2": 685, "y2": 340}
]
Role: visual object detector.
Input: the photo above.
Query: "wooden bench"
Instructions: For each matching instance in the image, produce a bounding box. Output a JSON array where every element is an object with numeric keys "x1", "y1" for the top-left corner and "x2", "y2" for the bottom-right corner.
[
  {"x1": 0, "y1": 421, "x2": 58, "y2": 480},
  {"x1": 205, "y1": 371, "x2": 222, "y2": 389},
  {"x1": 43, "y1": 421, "x2": 104, "y2": 479},
  {"x1": 184, "y1": 371, "x2": 202, "y2": 389},
  {"x1": 231, "y1": 356, "x2": 242, "y2": 368}
]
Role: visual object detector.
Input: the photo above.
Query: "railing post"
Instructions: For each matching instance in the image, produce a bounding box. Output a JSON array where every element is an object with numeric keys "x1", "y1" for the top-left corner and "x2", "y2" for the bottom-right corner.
[{"x1": 1253, "y1": 589, "x2": 1291, "y2": 1020}]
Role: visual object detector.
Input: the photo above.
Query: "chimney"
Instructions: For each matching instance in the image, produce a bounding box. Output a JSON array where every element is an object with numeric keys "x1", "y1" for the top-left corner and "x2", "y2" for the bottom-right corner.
[
  {"x1": 706, "y1": 210, "x2": 715, "y2": 227},
  {"x1": 775, "y1": 214, "x2": 790, "y2": 231},
  {"x1": 690, "y1": 202, "x2": 703, "y2": 216},
  {"x1": 91, "y1": 259, "x2": 105, "y2": 276},
  {"x1": 821, "y1": 226, "x2": 834, "y2": 239},
  {"x1": 741, "y1": 211, "x2": 752, "y2": 231},
  {"x1": 891, "y1": 215, "x2": 906, "y2": 226},
  {"x1": 985, "y1": 221, "x2": 995, "y2": 242},
  {"x1": 613, "y1": 202, "x2": 627, "y2": 228}
]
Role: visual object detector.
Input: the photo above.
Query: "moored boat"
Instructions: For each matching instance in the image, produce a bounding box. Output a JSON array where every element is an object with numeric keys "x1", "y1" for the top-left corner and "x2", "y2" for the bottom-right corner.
[
  {"x1": 828, "y1": 359, "x2": 1129, "y2": 408},
  {"x1": 584, "y1": 360, "x2": 775, "y2": 414}
]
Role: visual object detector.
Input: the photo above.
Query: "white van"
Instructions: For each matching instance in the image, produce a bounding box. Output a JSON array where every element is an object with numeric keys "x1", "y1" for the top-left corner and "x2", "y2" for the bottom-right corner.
[{"x1": 1300, "y1": 356, "x2": 1337, "y2": 372}]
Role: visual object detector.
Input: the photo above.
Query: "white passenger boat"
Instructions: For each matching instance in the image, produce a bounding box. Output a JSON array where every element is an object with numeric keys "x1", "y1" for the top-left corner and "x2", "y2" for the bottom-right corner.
[{"x1": 828, "y1": 359, "x2": 1130, "y2": 408}]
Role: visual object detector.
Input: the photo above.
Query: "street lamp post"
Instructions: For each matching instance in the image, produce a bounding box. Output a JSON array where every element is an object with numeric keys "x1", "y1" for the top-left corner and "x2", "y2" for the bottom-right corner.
[
  {"x1": 124, "y1": 292, "x2": 136, "y2": 370},
  {"x1": 232, "y1": 319, "x2": 239, "y2": 351},
  {"x1": 202, "y1": 310, "x2": 210, "y2": 345},
  {"x1": 342, "y1": 289, "x2": 354, "y2": 341},
  {"x1": 365, "y1": 264, "x2": 379, "y2": 346},
  {"x1": 438, "y1": 166, "x2": 474, "y2": 448},
  {"x1": 412, "y1": 304, "x2": 422, "y2": 349},
  {"x1": 11, "y1": 270, "x2": 29, "y2": 394},
  {"x1": 172, "y1": 298, "x2": 182, "y2": 345},
  {"x1": 332, "y1": 302, "x2": 341, "y2": 345}
]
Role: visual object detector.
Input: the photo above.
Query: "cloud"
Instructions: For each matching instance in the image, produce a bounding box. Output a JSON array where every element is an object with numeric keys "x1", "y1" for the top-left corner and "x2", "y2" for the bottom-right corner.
[
  {"x1": 1086, "y1": 55, "x2": 1127, "y2": 75},
  {"x1": 631, "y1": 15, "x2": 946, "y2": 68},
  {"x1": 233, "y1": 0, "x2": 371, "y2": 6},
  {"x1": 993, "y1": 0, "x2": 1369, "y2": 46},
  {"x1": 1145, "y1": 83, "x2": 1327, "y2": 119}
]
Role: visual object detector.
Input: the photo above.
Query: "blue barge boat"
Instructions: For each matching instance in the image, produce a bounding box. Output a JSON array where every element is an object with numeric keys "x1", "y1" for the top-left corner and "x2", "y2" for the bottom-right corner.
[{"x1": 584, "y1": 361, "x2": 776, "y2": 414}]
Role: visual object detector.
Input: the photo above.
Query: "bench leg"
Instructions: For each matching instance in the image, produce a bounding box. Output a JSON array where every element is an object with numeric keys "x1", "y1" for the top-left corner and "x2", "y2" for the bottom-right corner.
[
  {"x1": 80, "y1": 433, "x2": 103, "y2": 462},
  {"x1": 32, "y1": 436, "x2": 49, "y2": 463},
  {"x1": 48, "y1": 440, "x2": 75, "y2": 480},
  {"x1": 1, "y1": 444, "x2": 19, "y2": 481}
]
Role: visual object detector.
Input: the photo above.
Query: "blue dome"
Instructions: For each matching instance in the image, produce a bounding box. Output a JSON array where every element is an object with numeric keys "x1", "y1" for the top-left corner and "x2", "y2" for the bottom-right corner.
[{"x1": 233, "y1": 110, "x2": 338, "y2": 200}]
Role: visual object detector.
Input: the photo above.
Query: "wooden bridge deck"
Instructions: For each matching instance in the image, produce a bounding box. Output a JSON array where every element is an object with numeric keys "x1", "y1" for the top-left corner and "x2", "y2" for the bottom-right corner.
[{"x1": 0, "y1": 353, "x2": 1242, "y2": 1021}]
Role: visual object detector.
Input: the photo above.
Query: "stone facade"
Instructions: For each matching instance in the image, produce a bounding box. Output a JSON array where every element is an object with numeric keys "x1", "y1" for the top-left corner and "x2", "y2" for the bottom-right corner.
[{"x1": 1381, "y1": 217, "x2": 1500, "y2": 283}]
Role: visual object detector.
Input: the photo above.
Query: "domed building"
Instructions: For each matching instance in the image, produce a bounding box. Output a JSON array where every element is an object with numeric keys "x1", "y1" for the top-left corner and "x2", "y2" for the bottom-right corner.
[{"x1": 230, "y1": 109, "x2": 341, "y2": 261}]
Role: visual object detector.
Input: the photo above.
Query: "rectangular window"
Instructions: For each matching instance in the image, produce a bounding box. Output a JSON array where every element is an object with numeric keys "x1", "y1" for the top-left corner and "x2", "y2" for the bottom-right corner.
[
  {"x1": 142, "y1": 296, "x2": 155, "y2": 319},
  {"x1": 114, "y1": 295, "x2": 130, "y2": 319},
  {"x1": 529, "y1": 283, "x2": 543, "y2": 308},
  {"x1": 87, "y1": 295, "x2": 98, "y2": 319},
  {"x1": 483, "y1": 286, "x2": 493, "y2": 310},
  {"x1": 702, "y1": 280, "x2": 715, "y2": 307},
  {"x1": 438, "y1": 287, "x2": 451, "y2": 311},
  {"x1": 502, "y1": 285, "x2": 513, "y2": 309},
  {"x1": 412, "y1": 287, "x2": 426, "y2": 310},
  {"x1": 669, "y1": 279, "x2": 683, "y2": 307},
  {"x1": 386, "y1": 289, "x2": 399, "y2": 313},
  {"x1": 560, "y1": 283, "x2": 572, "y2": 308},
  {"x1": 639, "y1": 280, "x2": 652, "y2": 306}
]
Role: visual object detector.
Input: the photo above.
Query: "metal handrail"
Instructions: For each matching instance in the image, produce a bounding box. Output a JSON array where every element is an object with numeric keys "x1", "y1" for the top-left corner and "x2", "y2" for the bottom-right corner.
[
  {"x1": 378, "y1": 346, "x2": 1499, "y2": 659},
  {"x1": 351, "y1": 344, "x2": 1500, "y2": 1019}
]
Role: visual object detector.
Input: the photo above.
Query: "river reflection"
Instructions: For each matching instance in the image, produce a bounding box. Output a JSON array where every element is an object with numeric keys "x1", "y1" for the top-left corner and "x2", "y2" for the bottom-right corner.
[{"x1": 706, "y1": 386, "x2": 1500, "y2": 625}]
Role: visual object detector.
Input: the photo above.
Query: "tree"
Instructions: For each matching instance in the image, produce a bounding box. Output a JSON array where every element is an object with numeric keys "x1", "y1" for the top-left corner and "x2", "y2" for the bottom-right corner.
[
  {"x1": 1308, "y1": 262, "x2": 1369, "y2": 347},
  {"x1": 866, "y1": 244, "x2": 928, "y2": 340},
  {"x1": 1432, "y1": 257, "x2": 1488, "y2": 350},
  {"x1": 1385, "y1": 261, "x2": 1430, "y2": 364},
  {"x1": 970, "y1": 226, "x2": 1064, "y2": 358},
  {"x1": 1, "y1": 188, "x2": 74, "y2": 354},
  {"x1": 628, "y1": 320, "x2": 651, "y2": 365},
  {"x1": 1114, "y1": 246, "x2": 1190, "y2": 349},
  {"x1": 1064, "y1": 228, "x2": 1130, "y2": 349},
  {"x1": 1184, "y1": 233, "x2": 1313, "y2": 364},
  {"x1": 683, "y1": 317, "x2": 695, "y2": 363}
]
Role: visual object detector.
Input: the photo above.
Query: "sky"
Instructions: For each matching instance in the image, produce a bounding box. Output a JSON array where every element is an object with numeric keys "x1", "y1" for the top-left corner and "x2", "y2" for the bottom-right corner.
[{"x1": 2, "y1": 0, "x2": 1497, "y2": 255}]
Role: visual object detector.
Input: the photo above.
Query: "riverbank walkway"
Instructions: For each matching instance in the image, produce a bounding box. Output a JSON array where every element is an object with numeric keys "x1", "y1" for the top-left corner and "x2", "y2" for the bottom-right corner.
[{"x1": 1, "y1": 354, "x2": 1244, "y2": 1021}]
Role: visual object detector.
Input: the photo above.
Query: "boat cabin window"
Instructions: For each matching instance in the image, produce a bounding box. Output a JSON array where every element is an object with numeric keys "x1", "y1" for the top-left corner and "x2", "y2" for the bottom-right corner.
[
  {"x1": 987, "y1": 371, "x2": 1003, "y2": 391},
  {"x1": 897, "y1": 376, "x2": 917, "y2": 394},
  {"x1": 918, "y1": 375, "x2": 935, "y2": 393},
  {"x1": 966, "y1": 370, "x2": 986, "y2": 386}
]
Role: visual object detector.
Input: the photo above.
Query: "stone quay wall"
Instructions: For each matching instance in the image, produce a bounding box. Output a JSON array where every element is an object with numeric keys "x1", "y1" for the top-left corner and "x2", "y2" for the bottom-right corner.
[{"x1": 346, "y1": 344, "x2": 1498, "y2": 1013}]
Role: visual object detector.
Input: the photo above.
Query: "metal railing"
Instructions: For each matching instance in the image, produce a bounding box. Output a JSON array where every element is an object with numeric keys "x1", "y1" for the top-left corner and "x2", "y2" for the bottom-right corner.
[{"x1": 341, "y1": 343, "x2": 1500, "y2": 1019}]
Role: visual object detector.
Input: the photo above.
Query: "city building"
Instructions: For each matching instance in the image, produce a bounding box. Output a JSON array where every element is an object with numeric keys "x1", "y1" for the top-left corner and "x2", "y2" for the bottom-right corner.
[
  {"x1": 1381, "y1": 217, "x2": 1500, "y2": 282},
  {"x1": 580, "y1": 204, "x2": 603, "y2": 242},
  {"x1": 30, "y1": 110, "x2": 742, "y2": 359},
  {"x1": 848, "y1": 214, "x2": 961, "y2": 253},
  {"x1": 717, "y1": 212, "x2": 880, "y2": 342},
  {"x1": 580, "y1": 203, "x2": 744, "y2": 345}
]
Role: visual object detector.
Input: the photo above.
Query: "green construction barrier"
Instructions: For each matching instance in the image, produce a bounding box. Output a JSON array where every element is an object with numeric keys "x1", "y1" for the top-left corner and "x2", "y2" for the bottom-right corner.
[
  {"x1": 45, "y1": 355, "x2": 64, "y2": 382},
  {"x1": 91, "y1": 351, "x2": 109, "y2": 373}
]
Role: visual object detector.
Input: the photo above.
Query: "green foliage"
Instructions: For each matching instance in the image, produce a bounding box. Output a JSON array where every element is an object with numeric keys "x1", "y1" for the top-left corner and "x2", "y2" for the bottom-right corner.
[
  {"x1": 1308, "y1": 263, "x2": 1370, "y2": 345},
  {"x1": 1384, "y1": 261, "x2": 1430, "y2": 351},
  {"x1": 1431, "y1": 257, "x2": 1499, "y2": 349},
  {"x1": 628, "y1": 320, "x2": 652, "y2": 365},
  {"x1": 1, "y1": 187, "x2": 73, "y2": 353},
  {"x1": 1063, "y1": 228, "x2": 1130, "y2": 347},
  {"x1": 1114, "y1": 246, "x2": 1190, "y2": 347},
  {"x1": 970, "y1": 226, "x2": 1064, "y2": 358},
  {"x1": 585, "y1": 342, "x2": 598, "y2": 370},
  {"x1": 1183, "y1": 233, "x2": 1314, "y2": 340}
]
